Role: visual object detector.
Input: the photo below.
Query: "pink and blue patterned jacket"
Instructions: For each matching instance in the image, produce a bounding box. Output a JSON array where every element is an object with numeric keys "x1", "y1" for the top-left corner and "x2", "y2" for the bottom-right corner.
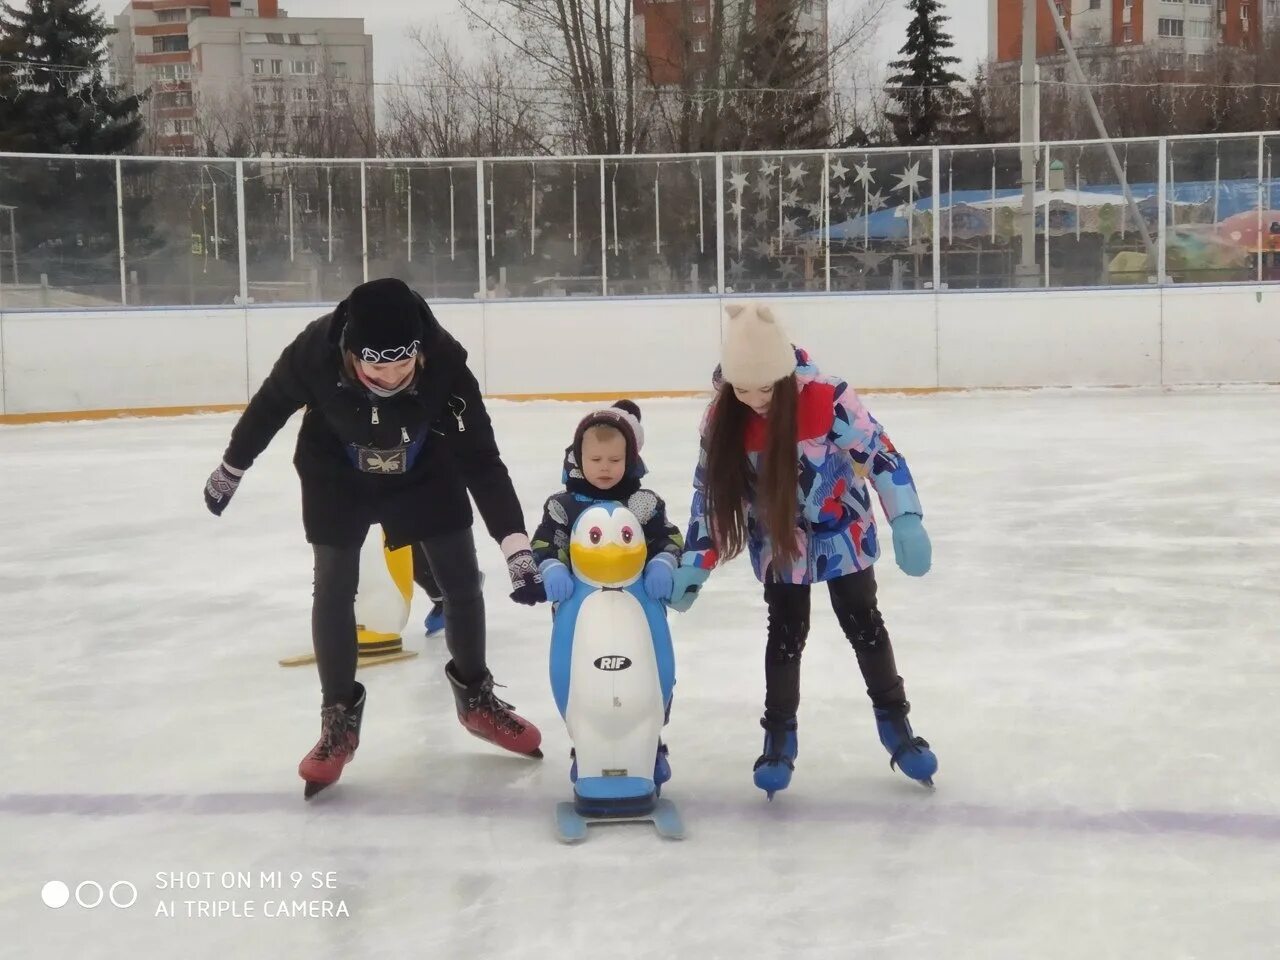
[{"x1": 681, "y1": 347, "x2": 923, "y2": 585}]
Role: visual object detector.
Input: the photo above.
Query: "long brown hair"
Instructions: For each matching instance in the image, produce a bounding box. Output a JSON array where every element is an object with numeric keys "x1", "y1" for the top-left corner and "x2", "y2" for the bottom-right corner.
[{"x1": 704, "y1": 375, "x2": 800, "y2": 567}]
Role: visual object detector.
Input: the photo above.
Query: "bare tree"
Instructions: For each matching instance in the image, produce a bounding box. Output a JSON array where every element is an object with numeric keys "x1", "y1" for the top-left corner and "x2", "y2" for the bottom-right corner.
[
  {"x1": 460, "y1": 0, "x2": 640, "y2": 154},
  {"x1": 379, "y1": 27, "x2": 551, "y2": 157}
]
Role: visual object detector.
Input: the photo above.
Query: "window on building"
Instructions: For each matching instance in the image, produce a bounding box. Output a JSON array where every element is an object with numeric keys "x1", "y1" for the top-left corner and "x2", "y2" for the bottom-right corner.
[
  {"x1": 290, "y1": 60, "x2": 315, "y2": 75},
  {"x1": 693, "y1": 6, "x2": 707, "y2": 21},
  {"x1": 252, "y1": 58, "x2": 264, "y2": 74},
  {"x1": 291, "y1": 86, "x2": 304, "y2": 101},
  {"x1": 152, "y1": 35, "x2": 189, "y2": 53},
  {"x1": 190, "y1": 7, "x2": 210, "y2": 18},
  {"x1": 692, "y1": 37, "x2": 706, "y2": 52},
  {"x1": 1122, "y1": 24, "x2": 1134, "y2": 41},
  {"x1": 174, "y1": 62, "x2": 191, "y2": 80},
  {"x1": 270, "y1": 58, "x2": 282, "y2": 74},
  {"x1": 1158, "y1": 18, "x2": 1184, "y2": 36},
  {"x1": 332, "y1": 61, "x2": 349, "y2": 79},
  {"x1": 254, "y1": 86, "x2": 267, "y2": 103},
  {"x1": 1088, "y1": 0, "x2": 1100, "y2": 8},
  {"x1": 306, "y1": 87, "x2": 318, "y2": 102},
  {"x1": 288, "y1": 33, "x2": 302, "y2": 44},
  {"x1": 1119, "y1": 58, "x2": 1134, "y2": 77},
  {"x1": 174, "y1": 118, "x2": 194, "y2": 134},
  {"x1": 1187, "y1": 53, "x2": 1206, "y2": 71},
  {"x1": 1085, "y1": 25, "x2": 1102, "y2": 45},
  {"x1": 334, "y1": 88, "x2": 349, "y2": 104},
  {"x1": 272, "y1": 86, "x2": 284, "y2": 102},
  {"x1": 157, "y1": 9, "x2": 185, "y2": 22},
  {"x1": 1186, "y1": 18, "x2": 1212, "y2": 37},
  {"x1": 265, "y1": 32, "x2": 285, "y2": 43},
  {"x1": 1159, "y1": 49, "x2": 1183, "y2": 69}
]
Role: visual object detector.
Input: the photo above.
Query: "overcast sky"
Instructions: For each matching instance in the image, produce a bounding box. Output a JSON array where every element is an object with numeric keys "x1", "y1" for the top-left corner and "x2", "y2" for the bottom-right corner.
[{"x1": 99, "y1": 0, "x2": 989, "y2": 86}]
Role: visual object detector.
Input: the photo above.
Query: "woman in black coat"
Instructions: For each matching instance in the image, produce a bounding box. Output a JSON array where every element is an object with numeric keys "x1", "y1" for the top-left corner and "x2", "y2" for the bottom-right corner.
[{"x1": 204, "y1": 277, "x2": 545, "y2": 798}]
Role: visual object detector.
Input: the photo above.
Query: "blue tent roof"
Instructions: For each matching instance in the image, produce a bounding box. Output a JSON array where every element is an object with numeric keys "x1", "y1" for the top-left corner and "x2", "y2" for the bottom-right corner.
[{"x1": 823, "y1": 177, "x2": 1279, "y2": 242}]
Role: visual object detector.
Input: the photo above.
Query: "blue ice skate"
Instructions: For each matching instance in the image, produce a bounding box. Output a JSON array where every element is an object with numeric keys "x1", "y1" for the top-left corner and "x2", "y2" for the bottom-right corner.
[
  {"x1": 874, "y1": 701, "x2": 937, "y2": 787},
  {"x1": 423, "y1": 602, "x2": 445, "y2": 637},
  {"x1": 752, "y1": 717, "x2": 798, "y2": 800}
]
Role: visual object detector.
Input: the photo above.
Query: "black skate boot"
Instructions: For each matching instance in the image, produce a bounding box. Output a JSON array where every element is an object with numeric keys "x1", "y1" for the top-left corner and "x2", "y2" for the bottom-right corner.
[
  {"x1": 445, "y1": 661, "x2": 543, "y2": 758},
  {"x1": 299, "y1": 681, "x2": 366, "y2": 800}
]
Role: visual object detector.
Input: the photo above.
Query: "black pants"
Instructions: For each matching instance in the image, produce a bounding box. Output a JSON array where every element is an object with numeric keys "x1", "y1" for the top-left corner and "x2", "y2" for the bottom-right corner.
[
  {"x1": 410, "y1": 542, "x2": 443, "y2": 602},
  {"x1": 312, "y1": 527, "x2": 486, "y2": 706},
  {"x1": 762, "y1": 566, "x2": 906, "y2": 722}
]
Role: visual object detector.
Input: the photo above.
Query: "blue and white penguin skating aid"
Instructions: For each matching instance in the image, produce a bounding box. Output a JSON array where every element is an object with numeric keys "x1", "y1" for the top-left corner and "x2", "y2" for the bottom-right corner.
[{"x1": 548, "y1": 503, "x2": 684, "y2": 842}]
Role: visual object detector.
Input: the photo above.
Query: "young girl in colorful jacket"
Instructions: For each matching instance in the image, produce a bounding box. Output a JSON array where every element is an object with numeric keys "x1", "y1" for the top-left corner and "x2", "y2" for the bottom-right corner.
[{"x1": 668, "y1": 302, "x2": 938, "y2": 796}]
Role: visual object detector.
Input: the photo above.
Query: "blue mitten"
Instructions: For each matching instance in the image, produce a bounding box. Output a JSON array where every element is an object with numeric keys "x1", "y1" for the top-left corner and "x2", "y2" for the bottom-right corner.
[
  {"x1": 643, "y1": 558, "x2": 675, "y2": 601},
  {"x1": 540, "y1": 561, "x2": 575, "y2": 603},
  {"x1": 890, "y1": 514, "x2": 932, "y2": 577},
  {"x1": 668, "y1": 565, "x2": 710, "y2": 612}
]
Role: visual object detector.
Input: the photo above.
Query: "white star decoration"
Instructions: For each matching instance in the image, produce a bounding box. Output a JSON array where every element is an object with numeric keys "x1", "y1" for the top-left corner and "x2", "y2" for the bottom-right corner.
[
  {"x1": 728, "y1": 171, "x2": 750, "y2": 194},
  {"x1": 830, "y1": 158, "x2": 849, "y2": 181},
  {"x1": 759, "y1": 159, "x2": 780, "y2": 178},
  {"x1": 786, "y1": 162, "x2": 807, "y2": 185},
  {"x1": 854, "y1": 161, "x2": 876, "y2": 189},
  {"x1": 729, "y1": 200, "x2": 744, "y2": 219},
  {"x1": 867, "y1": 189, "x2": 887, "y2": 211},
  {"x1": 780, "y1": 217, "x2": 800, "y2": 238},
  {"x1": 892, "y1": 161, "x2": 926, "y2": 195}
]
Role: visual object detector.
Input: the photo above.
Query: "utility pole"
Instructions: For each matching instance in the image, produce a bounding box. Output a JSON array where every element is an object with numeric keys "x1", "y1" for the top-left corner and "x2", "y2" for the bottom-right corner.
[
  {"x1": 1017, "y1": 0, "x2": 1040, "y2": 286},
  {"x1": 1041, "y1": 0, "x2": 1158, "y2": 266}
]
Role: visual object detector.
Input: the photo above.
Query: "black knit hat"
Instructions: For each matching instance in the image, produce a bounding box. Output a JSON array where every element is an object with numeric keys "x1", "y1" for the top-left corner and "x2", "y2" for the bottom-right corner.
[
  {"x1": 572, "y1": 400, "x2": 644, "y2": 472},
  {"x1": 345, "y1": 278, "x2": 425, "y2": 363}
]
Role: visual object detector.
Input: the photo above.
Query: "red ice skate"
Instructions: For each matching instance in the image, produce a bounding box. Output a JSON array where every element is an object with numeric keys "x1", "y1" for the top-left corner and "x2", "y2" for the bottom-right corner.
[
  {"x1": 298, "y1": 682, "x2": 366, "y2": 799},
  {"x1": 445, "y1": 662, "x2": 543, "y2": 758}
]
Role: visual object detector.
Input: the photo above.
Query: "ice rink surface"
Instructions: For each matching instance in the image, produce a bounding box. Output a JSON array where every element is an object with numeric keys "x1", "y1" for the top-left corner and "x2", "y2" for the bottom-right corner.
[{"x1": 2, "y1": 387, "x2": 1279, "y2": 959}]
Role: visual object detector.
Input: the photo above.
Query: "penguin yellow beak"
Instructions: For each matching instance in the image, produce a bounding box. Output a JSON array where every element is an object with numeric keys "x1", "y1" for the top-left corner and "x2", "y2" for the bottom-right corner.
[{"x1": 570, "y1": 541, "x2": 647, "y2": 586}]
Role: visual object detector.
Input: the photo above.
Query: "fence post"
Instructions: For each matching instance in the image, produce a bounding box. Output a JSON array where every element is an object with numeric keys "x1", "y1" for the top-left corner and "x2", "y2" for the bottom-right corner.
[
  {"x1": 359, "y1": 159, "x2": 369, "y2": 284},
  {"x1": 931, "y1": 146, "x2": 942, "y2": 292},
  {"x1": 475, "y1": 159, "x2": 487, "y2": 299},
  {"x1": 1157, "y1": 138, "x2": 1168, "y2": 285},
  {"x1": 714, "y1": 153, "x2": 725, "y2": 294},
  {"x1": 115, "y1": 158, "x2": 127, "y2": 306},
  {"x1": 1258, "y1": 134, "x2": 1266, "y2": 284},
  {"x1": 235, "y1": 159, "x2": 249, "y2": 305},
  {"x1": 823, "y1": 151, "x2": 831, "y2": 293},
  {"x1": 599, "y1": 157, "x2": 608, "y2": 297}
]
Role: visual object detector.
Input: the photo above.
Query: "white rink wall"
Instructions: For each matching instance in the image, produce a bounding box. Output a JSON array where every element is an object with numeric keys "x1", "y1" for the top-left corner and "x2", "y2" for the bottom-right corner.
[{"x1": 0, "y1": 284, "x2": 1277, "y2": 417}]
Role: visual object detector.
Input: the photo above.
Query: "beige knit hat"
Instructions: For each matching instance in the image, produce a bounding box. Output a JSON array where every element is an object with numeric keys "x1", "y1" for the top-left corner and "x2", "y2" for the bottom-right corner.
[{"x1": 720, "y1": 302, "x2": 795, "y2": 387}]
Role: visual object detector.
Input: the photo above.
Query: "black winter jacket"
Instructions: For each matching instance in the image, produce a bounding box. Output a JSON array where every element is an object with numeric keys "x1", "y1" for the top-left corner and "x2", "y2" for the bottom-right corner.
[{"x1": 222, "y1": 295, "x2": 525, "y2": 548}]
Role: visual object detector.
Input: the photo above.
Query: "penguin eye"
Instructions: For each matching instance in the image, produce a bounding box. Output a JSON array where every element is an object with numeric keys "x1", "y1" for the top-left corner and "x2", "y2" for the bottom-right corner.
[
  {"x1": 589, "y1": 527, "x2": 602, "y2": 544},
  {"x1": 621, "y1": 526, "x2": 634, "y2": 543}
]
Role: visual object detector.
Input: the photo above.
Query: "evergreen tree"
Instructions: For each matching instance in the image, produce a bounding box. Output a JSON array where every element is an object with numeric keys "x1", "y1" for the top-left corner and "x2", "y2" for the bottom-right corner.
[
  {"x1": 0, "y1": 0, "x2": 144, "y2": 153},
  {"x1": 724, "y1": 0, "x2": 831, "y2": 151},
  {"x1": 954, "y1": 65, "x2": 1015, "y2": 144},
  {"x1": 0, "y1": 0, "x2": 147, "y2": 299},
  {"x1": 884, "y1": 0, "x2": 964, "y2": 146}
]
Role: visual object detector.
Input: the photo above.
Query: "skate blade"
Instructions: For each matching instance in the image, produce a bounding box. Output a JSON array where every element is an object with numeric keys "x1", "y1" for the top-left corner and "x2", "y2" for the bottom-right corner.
[
  {"x1": 463, "y1": 728, "x2": 543, "y2": 759},
  {"x1": 303, "y1": 780, "x2": 334, "y2": 800}
]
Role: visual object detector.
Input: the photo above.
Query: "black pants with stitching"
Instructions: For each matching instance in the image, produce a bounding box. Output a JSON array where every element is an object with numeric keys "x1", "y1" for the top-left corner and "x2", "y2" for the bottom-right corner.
[
  {"x1": 311, "y1": 528, "x2": 486, "y2": 706},
  {"x1": 762, "y1": 566, "x2": 906, "y2": 723}
]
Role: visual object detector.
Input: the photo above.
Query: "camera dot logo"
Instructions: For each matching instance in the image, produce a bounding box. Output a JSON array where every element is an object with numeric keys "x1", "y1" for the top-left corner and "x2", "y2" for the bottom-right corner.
[
  {"x1": 41, "y1": 880, "x2": 138, "y2": 909},
  {"x1": 41, "y1": 881, "x2": 70, "y2": 909}
]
